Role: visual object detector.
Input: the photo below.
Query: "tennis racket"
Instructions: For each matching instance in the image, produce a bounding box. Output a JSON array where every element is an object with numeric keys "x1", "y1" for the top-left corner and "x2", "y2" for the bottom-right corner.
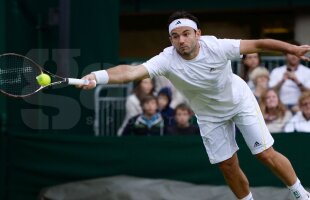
[{"x1": 0, "y1": 53, "x2": 90, "y2": 98}]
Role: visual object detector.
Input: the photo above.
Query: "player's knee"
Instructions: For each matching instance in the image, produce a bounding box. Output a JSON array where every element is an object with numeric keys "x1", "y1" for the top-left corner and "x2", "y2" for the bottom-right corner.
[
  {"x1": 255, "y1": 147, "x2": 276, "y2": 164},
  {"x1": 218, "y1": 154, "x2": 239, "y2": 173}
]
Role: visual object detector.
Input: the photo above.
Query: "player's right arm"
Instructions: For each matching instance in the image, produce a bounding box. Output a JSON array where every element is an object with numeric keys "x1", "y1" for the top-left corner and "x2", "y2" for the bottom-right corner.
[
  {"x1": 105, "y1": 64, "x2": 150, "y2": 83},
  {"x1": 79, "y1": 64, "x2": 149, "y2": 90}
]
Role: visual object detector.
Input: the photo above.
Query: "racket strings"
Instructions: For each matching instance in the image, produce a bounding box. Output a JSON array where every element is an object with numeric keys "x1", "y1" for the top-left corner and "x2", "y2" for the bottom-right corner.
[
  {"x1": 0, "y1": 54, "x2": 42, "y2": 97},
  {"x1": 42, "y1": 69, "x2": 65, "y2": 82}
]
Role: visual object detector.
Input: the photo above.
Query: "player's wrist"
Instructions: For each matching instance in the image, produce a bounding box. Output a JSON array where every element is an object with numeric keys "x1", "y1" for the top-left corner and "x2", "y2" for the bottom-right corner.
[{"x1": 91, "y1": 70, "x2": 109, "y2": 84}]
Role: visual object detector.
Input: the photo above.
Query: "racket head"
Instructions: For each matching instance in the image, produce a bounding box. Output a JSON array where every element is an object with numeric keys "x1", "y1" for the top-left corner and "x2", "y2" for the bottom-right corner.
[{"x1": 0, "y1": 53, "x2": 44, "y2": 98}]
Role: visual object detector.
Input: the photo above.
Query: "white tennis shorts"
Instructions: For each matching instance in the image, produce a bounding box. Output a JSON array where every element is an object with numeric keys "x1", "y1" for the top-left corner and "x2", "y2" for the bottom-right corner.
[{"x1": 199, "y1": 91, "x2": 274, "y2": 164}]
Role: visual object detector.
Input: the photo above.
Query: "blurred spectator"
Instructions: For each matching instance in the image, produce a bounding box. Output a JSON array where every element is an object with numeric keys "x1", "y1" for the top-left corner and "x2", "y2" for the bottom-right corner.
[
  {"x1": 269, "y1": 41, "x2": 310, "y2": 112},
  {"x1": 122, "y1": 95, "x2": 164, "y2": 136},
  {"x1": 166, "y1": 103, "x2": 199, "y2": 135},
  {"x1": 117, "y1": 78, "x2": 155, "y2": 136},
  {"x1": 157, "y1": 87, "x2": 175, "y2": 126},
  {"x1": 260, "y1": 89, "x2": 292, "y2": 133},
  {"x1": 154, "y1": 76, "x2": 187, "y2": 108},
  {"x1": 241, "y1": 53, "x2": 261, "y2": 91},
  {"x1": 249, "y1": 67, "x2": 269, "y2": 101},
  {"x1": 284, "y1": 91, "x2": 310, "y2": 133}
]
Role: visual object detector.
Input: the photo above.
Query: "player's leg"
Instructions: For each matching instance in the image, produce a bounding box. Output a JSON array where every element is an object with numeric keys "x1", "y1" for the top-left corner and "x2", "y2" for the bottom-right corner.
[
  {"x1": 218, "y1": 153, "x2": 252, "y2": 199},
  {"x1": 255, "y1": 147, "x2": 296, "y2": 186},
  {"x1": 234, "y1": 89, "x2": 309, "y2": 200},
  {"x1": 200, "y1": 120, "x2": 253, "y2": 199},
  {"x1": 255, "y1": 147, "x2": 310, "y2": 199}
]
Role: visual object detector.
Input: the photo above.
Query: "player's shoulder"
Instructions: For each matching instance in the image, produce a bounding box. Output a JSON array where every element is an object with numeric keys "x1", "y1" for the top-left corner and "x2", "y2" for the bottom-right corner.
[
  {"x1": 200, "y1": 35, "x2": 238, "y2": 45},
  {"x1": 150, "y1": 46, "x2": 174, "y2": 61},
  {"x1": 162, "y1": 46, "x2": 174, "y2": 56},
  {"x1": 199, "y1": 35, "x2": 229, "y2": 52},
  {"x1": 200, "y1": 35, "x2": 220, "y2": 46},
  {"x1": 199, "y1": 35, "x2": 228, "y2": 57}
]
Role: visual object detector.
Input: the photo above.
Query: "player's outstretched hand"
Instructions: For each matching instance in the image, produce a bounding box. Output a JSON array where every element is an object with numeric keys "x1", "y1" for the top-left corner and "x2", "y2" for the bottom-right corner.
[
  {"x1": 294, "y1": 45, "x2": 310, "y2": 61},
  {"x1": 77, "y1": 73, "x2": 97, "y2": 90}
]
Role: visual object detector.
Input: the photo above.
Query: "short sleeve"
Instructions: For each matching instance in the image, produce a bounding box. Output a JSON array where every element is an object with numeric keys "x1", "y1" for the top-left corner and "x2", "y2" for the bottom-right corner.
[
  {"x1": 142, "y1": 52, "x2": 170, "y2": 79},
  {"x1": 218, "y1": 39, "x2": 241, "y2": 60}
]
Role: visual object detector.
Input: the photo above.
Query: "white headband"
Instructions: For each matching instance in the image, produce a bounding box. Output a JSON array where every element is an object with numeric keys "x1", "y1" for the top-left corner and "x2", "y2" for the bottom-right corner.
[{"x1": 168, "y1": 18, "x2": 198, "y2": 34}]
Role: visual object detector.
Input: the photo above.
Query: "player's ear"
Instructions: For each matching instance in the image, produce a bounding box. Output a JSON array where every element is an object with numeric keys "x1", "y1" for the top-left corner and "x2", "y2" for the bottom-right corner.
[
  {"x1": 196, "y1": 29, "x2": 201, "y2": 38},
  {"x1": 169, "y1": 36, "x2": 173, "y2": 44}
]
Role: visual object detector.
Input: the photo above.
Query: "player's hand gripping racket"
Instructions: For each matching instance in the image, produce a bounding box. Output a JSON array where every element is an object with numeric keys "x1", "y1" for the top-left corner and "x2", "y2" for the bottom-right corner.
[{"x1": 0, "y1": 53, "x2": 91, "y2": 98}]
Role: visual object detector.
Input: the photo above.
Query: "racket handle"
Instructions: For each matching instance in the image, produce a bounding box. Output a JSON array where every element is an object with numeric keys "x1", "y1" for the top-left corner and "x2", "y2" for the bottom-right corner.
[{"x1": 67, "y1": 78, "x2": 90, "y2": 85}]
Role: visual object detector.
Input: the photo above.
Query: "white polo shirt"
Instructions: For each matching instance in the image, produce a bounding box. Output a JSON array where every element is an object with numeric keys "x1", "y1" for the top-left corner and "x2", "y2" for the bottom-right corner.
[
  {"x1": 143, "y1": 36, "x2": 244, "y2": 123},
  {"x1": 269, "y1": 64, "x2": 310, "y2": 105}
]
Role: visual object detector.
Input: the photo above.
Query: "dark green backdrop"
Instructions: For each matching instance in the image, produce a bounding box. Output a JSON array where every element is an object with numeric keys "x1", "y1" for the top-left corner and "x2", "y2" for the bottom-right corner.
[
  {"x1": 1, "y1": 0, "x2": 119, "y2": 135},
  {"x1": 1, "y1": 132, "x2": 310, "y2": 200}
]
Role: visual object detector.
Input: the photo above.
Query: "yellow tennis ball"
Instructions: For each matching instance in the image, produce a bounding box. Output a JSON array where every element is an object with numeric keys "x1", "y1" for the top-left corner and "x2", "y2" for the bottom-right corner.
[{"x1": 36, "y1": 73, "x2": 51, "y2": 86}]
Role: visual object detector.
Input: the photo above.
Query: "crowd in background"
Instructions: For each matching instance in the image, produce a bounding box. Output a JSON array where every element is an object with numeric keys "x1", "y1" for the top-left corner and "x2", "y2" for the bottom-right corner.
[
  {"x1": 242, "y1": 41, "x2": 310, "y2": 133},
  {"x1": 118, "y1": 76, "x2": 200, "y2": 136},
  {"x1": 117, "y1": 40, "x2": 310, "y2": 136}
]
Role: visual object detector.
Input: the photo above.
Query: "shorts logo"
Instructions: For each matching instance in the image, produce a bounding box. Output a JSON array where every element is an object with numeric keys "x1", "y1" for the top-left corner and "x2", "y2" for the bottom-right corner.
[
  {"x1": 176, "y1": 21, "x2": 181, "y2": 25},
  {"x1": 293, "y1": 191, "x2": 301, "y2": 198},
  {"x1": 254, "y1": 141, "x2": 262, "y2": 148}
]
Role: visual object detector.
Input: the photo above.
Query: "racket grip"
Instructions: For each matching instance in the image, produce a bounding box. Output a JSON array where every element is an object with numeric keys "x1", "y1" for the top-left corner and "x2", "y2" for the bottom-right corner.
[{"x1": 67, "y1": 78, "x2": 90, "y2": 85}]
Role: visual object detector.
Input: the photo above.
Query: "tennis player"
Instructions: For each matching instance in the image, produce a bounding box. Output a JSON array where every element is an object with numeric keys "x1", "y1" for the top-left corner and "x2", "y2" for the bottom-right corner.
[{"x1": 79, "y1": 11, "x2": 310, "y2": 200}]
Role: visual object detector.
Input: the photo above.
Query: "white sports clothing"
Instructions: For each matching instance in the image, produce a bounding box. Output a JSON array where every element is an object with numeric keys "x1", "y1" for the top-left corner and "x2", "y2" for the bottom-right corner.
[
  {"x1": 288, "y1": 179, "x2": 310, "y2": 200},
  {"x1": 239, "y1": 192, "x2": 254, "y2": 200},
  {"x1": 269, "y1": 64, "x2": 310, "y2": 105},
  {"x1": 168, "y1": 18, "x2": 198, "y2": 34},
  {"x1": 143, "y1": 36, "x2": 274, "y2": 164}
]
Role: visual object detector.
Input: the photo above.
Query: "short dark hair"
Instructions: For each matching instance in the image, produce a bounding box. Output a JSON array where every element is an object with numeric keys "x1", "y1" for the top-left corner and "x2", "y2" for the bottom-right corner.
[
  {"x1": 140, "y1": 95, "x2": 157, "y2": 106},
  {"x1": 167, "y1": 11, "x2": 200, "y2": 29},
  {"x1": 175, "y1": 103, "x2": 192, "y2": 114}
]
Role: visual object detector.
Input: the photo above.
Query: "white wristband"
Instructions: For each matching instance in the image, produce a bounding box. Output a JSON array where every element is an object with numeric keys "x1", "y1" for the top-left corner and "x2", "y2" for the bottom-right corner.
[{"x1": 91, "y1": 70, "x2": 109, "y2": 84}]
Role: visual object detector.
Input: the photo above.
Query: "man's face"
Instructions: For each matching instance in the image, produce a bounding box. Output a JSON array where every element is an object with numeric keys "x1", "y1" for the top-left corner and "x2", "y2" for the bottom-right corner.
[
  {"x1": 286, "y1": 53, "x2": 300, "y2": 68},
  {"x1": 169, "y1": 26, "x2": 201, "y2": 58}
]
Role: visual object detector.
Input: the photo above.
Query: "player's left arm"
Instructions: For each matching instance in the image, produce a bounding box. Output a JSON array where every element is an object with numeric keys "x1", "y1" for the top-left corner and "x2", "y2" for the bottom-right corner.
[{"x1": 240, "y1": 39, "x2": 310, "y2": 61}]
